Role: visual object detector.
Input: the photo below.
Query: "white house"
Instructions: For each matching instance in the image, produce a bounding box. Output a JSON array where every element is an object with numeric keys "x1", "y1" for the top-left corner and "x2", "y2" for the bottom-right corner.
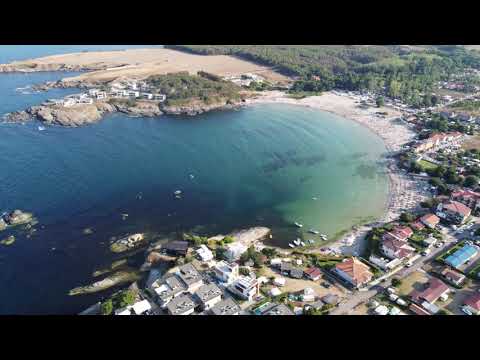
[
  {"x1": 196, "y1": 244, "x2": 214, "y2": 262},
  {"x1": 153, "y1": 94, "x2": 166, "y2": 102},
  {"x1": 131, "y1": 300, "x2": 152, "y2": 315},
  {"x1": 224, "y1": 242, "x2": 248, "y2": 262},
  {"x1": 142, "y1": 93, "x2": 154, "y2": 100},
  {"x1": 228, "y1": 276, "x2": 259, "y2": 301},
  {"x1": 213, "y1": 261, "x2": 239, "y2": 284}
]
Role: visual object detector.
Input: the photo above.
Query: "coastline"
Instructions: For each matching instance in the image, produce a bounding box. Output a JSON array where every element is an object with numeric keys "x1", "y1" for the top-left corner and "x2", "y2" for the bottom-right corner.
[{"x1": 246, "y1": 91, "x2": 429, "y2": 256}]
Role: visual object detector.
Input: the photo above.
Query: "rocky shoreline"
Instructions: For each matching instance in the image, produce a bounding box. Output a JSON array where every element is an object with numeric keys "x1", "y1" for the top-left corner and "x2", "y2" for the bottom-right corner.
[{"x1": 3, "y1": 98, "x2": 245, "y2": 127}]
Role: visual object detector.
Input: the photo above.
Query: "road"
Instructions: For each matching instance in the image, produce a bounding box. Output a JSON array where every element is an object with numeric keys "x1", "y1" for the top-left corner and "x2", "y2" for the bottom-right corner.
[{"x1": 330, "y1": 228, "x2": 459, "y2": 315}]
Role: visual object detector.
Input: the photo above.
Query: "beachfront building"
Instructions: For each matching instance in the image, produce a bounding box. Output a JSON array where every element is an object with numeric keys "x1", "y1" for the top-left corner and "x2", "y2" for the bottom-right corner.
[
  {"x1": 210, "y1": 298, "x2": 241, "y2": 315},
  {"x1": 436, "y1": 200, "x2": 472, "y2": 224},
  {"x1": 332, "y1": 257, "x2": 374, "y2": 288},
  {"x1": 153, "y1": 94, "x2": 166, "y2": 102},
  {"x1": 213, "y1": 261, "x2": 239, "y2": 284},
  {"x1": 196, "y1": 244, "x2": 214, "y2": 262},
  {"x1": 413, "y1": 132, "x2": 463, "y2": 154},
  {"x1": 224, "y1": 242, "x2": 248, "y2": 262},
  {"x1": 194, "y1": 283, "x2": 223, "y2": 310},
  {"x1": 228, "y1": 276, "x2": 259, "y2": 301},
  {"x1": 369, "y1": 255, "x2": 402, "y2": 271},
  {"x1": 176, "y1": 263, "x2": 204, "y2": 294},
  {"x1": 382, "y1": 225, "x2": 413, "y2": 242}
]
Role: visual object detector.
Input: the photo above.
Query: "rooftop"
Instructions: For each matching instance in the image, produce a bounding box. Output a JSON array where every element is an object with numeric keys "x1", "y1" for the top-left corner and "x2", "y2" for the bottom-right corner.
[
  {"x1": 210, "y1": 298, "x2": 241, "y2": 315},
  {"x1": 264, "y1": 304, "x2": 294, "y2": 316},
  {"x1": 420, "y1": 213, "x2": 440, "y2": 227},
  {"x1": 166, "y1": 294, "x2": 196, "y2": 315},
  {"x1": 442, "y1": 201, "x2": 472, "y2": 217},
  {"x1": 335, "y1": 257, "x2": 373, "y2": 286},
  {"x1": 411, "y1": 278, "x2": 449, "y2": 304},
  {"x1": 195, "y1": 283, "x2": 223, "y2": 303},
  {"x1": 464, "y1": 293, "x2": 480, "y2": 311},
  {"x1": 177, "y1": 263, "x2": 203, "y2": 286},
  {"x1": 445, "y1": 244, "x2": 479, "y2": 269}
]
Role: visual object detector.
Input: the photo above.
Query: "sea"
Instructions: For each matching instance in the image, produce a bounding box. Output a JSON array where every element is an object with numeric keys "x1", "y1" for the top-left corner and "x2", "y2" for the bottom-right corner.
[{"x1": 0, "y1": 45, "x2": 389, "y2": 314}]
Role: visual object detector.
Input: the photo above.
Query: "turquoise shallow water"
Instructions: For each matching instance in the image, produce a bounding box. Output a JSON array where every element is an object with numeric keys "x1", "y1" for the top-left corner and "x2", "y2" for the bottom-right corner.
[{"x1": 0, "y1": 46, "x2": 388, "y2": 314}]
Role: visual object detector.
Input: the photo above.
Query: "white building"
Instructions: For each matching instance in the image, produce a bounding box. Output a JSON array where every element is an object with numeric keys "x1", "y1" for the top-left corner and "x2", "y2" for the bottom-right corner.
[
  {"x1": 213, "y1": 261, "x2": 239, "y2": 284},
  {"x1": 228, "y1": 276, "x2": 259, "y2": 301},
  {"x1": 224, "y1": 242, "x2": 248, "y2": 262},
  {"x1": 196, "y1": 244, "x2": 214, "y2": 262},
  {"x1": 131, "y1": 300, "x2": 152, "y2": 315},
  {"x1": 301, "y1": 287, "x2": 315, "y2": 302},
  {"x1": 153, "y1": 94, "x2": 166, "y2": 102},
  {"x1": 142, "y1": 93, "x2": 154, "y2": 100}
]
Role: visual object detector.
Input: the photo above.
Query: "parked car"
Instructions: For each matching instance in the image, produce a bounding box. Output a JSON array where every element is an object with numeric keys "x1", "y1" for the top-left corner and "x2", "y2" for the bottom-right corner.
[{"x1": 462, "y1": 306, "x2": 473, "y2": 316}]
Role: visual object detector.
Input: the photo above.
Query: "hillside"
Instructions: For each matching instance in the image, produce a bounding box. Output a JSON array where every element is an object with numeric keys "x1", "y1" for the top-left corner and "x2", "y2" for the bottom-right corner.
[{"x1": 167, "y1": 45, "x2": 480, "y2": 108}]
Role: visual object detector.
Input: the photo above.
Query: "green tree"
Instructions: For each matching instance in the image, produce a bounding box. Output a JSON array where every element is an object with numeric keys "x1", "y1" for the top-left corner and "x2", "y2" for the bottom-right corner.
[
  {"x1": 391, "y1": 278, "x2": 402, "y2": 288},
  {"x1": 101, "y1": 300, "x2": 113, "y2": 315},
  {"x1": 376, "y1": 96, "x2": 385, "y2": 108},
  {"x1": 400, "y1": 212, "x2": 415, "y2": 223},
  {"x1": 464, "y1": 175, "x2": 479, "y2": 188}
]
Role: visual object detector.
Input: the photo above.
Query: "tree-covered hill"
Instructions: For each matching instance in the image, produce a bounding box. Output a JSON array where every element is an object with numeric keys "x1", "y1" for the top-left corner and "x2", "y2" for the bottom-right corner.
[{"x1": 166, "y1": 45, "x2": 480, "y2": 108}]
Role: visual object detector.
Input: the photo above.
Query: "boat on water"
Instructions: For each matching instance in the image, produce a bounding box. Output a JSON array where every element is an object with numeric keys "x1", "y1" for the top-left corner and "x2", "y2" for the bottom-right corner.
[
  {"x1": 308, "y1": 229, "x2": 319, "y2": 235},
  {"x1": 320, "y1": 234, "x2": 328, "y2": 241},
  {"x1": 38, "y1": 126, "x2": 46, "y2": 131},
  {"x1": 294, "y1": 222, "x2": 303, "y2": 228},
  {"x1": 300, "y1": 241, "x2": 306, "y2": 247},
  {"x1": 293, "y1": 238, "x2": 301, "y2": 246},
  {"x1": 289, "y1": 243, "x2": 296, "y2": 248}
]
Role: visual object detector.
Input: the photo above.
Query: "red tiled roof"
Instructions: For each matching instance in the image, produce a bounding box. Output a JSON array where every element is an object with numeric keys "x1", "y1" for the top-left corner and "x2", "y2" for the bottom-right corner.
[
  {"x1": 420, "y1": 213, "x2": 440, "y2": 227},
  {"x1": 384, "y1": 225, "x2": 413, "y2": 242},
  {"x1": 411, "y1": 221, "x2": 426, "y2": 231},
  {"x1": 335, "y1": 257, "x2": 373, "y2": 286},
  {"x1": 452, "y1": 189, "x2": 480, "y2": 202},
  {"x1": 382, "y1": 238, "x2": 415, "y2": 259},
  {"x1": 409, "y1": 303, "x2": 430, "y2": 316},
  {"x1": 304, "y1": 267, "x2": 322, "y2": 279},
  {"x1": 464, "y1": 293, "x2": 480, "y2": 311},
  {"x1": 411, "y1": 278, "x2": 450, "y2": 304},
  {"x1": 443, "y1": 201, "x2": 472, "y2": 217},
  {"x1": 441, "y1": 268, "x2": 465, "y2": 283}
]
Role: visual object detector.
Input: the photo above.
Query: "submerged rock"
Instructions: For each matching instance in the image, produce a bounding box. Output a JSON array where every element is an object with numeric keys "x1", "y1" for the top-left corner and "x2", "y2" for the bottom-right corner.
[
  {"x1": 0, "y1": 235, "x2": 15, "y2": 246},
  {"x1": 92, "y1": 259, "x2": 128, "y2": 277},
  {"x1": 83, "y1": 228, "x2": 94, "y2": 235},
  {"x1": 0, "y1": 219, "x2": 6, "y2": 231},
  {"x1": 4, "y1": 210, "x2": 35, "y2": 226},
  {"x1": 69, "y1": 269, "x2": 142, "y2": 296}
]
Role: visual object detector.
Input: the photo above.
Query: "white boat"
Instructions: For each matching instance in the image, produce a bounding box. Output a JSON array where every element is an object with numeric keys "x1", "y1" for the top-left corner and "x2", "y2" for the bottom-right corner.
[
  {"x1": 300, "y1": 241, "x2": 306, "y2": 247},
  {"x1": 294, "y1": 222, "x2": 303, "y2": 228},
  {"x1": 293, "y1": 238, "x2": 301, "y2": 246},
  {"x1": 38, "y1": 126, "x2": 46, "y2": 131},
  {"x1": 174, "y1": 190, "x2": 182, "y2": 195},
  {"x1": 289, "y1": 243, "x2": 296, "y2": 248},
  {"x1": 189, "y1": 174, "x2": 195, "y2": 179},
  {"x1": 320, "y1": 234, "x2": 328, "y2": 240},
  {"x1": 308, "y1": 229, "x2": 319, "y2": 235}
]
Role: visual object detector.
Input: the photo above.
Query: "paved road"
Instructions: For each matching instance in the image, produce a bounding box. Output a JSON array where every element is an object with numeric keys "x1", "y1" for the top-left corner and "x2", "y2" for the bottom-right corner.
[{"x1": 330, "y1": 229, "x2": 459, "y2": 315}]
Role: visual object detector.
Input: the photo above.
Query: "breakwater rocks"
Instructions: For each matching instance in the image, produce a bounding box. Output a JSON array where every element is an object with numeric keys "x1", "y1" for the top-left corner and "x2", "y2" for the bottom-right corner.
[
  {"x1": 68, "y1": 269, "x2": 142, "y2": 296},
  {"x1": 110, "y1": 233, "x2": 147, "y2": 253}
]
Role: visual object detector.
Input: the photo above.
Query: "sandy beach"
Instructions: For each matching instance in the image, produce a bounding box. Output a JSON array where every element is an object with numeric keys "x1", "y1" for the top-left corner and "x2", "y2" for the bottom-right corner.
[
  {"x1": 247, "y1": 91, "x2": 429, "y2": 256},
  {"x1": 0, "y1": 48, "x2": 289, "y2": 84}
]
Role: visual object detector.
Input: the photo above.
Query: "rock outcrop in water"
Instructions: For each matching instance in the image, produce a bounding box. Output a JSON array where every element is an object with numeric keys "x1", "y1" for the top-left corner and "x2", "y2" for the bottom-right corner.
[
  {"x1": 110, "y1": 233, "x2": 147, "y2": 253},
  {"x1": 69, "y1": 269, "x2": 142, "y2": 296},
  {"x1": 2, "y1": 210, "x2": 36, "y2": 227}
]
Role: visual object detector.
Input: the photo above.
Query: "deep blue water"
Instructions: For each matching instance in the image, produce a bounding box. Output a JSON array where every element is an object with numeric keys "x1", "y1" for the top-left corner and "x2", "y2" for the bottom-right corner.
[{"x1": 0, "y1": 46, "x2": 388, "y2": 314}]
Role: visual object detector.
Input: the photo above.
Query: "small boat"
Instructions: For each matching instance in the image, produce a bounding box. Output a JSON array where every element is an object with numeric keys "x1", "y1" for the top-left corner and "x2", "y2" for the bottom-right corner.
[
  {"x1": 38, "y1": 126, "x2": 46, "y2": 131},
  {"x1": 189, "y1": 174, "x2": 195, "y2": 179},
  {"x1": 300, "y1": 241, "x2": 306, "y2": 247},
  {"x1": 312, "y1": 197, "x2": 318, "y2": 201},
  {"x1": 289, "y1": 243, "x2": 296, "y2": 248},
  {"x1": 294, "y1": 222, "x2": 303, "y2": 228},
  {"x1": 308, "y1": 229, "x2": 319, "y2": 235},
  {"x1": 320, "y1": 234, "x2": 328, "y2": 241},
  {"x1": 174, "y1": 190, "x2": 182, "y2": 195},
  {"x1": 293, "y1": 238, "x2": 301, "y2": 246}
]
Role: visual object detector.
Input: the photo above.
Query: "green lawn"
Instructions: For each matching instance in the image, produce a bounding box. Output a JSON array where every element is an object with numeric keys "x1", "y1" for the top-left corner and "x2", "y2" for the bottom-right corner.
[{"x1": 418, "y1": 159, "x2": 438, "y2": 171}]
